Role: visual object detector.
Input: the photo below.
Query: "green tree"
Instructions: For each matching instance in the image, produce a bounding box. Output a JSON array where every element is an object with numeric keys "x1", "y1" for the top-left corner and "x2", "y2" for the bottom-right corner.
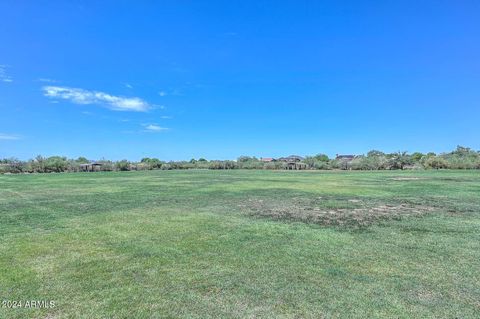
[
  {"x1": 388, "y1": 152, "x2": 412, "y2": 170},
  {"x1": 410, "y1": 152, "x2": 424, "y2": 163},
  {"x1": 424, "y1": 156, "x2": 449, "y2": 169},
  {"x1": 314, "y1": 154, "x2": 329, "y2": 162},
  {"x1": 237, "y1": 156, "x2": 258, "y2": 163},
  {"x1": 44, "y1": 156, "x2": 69, "y2": 173},
  {"x1": 115, "y1": 160, "x2": 131, "y2": 171},
  {"x1": 367, "y1": 150, "x2": 385, "y2": 157},
  {"x1": 76, "y1": 157, "x2": 90, "y2": 164}
]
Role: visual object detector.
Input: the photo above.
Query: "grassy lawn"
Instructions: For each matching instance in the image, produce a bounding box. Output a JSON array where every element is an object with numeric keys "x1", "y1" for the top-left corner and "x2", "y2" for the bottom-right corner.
[{"x1": 1, "y1": 170, "x2": 479, "y2": 318}]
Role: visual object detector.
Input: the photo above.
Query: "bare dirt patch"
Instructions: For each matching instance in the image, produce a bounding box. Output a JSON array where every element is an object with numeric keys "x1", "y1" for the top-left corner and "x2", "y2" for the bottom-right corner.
[{"x1": 237, "y1": 196, "x2": 435, "y2": 227}]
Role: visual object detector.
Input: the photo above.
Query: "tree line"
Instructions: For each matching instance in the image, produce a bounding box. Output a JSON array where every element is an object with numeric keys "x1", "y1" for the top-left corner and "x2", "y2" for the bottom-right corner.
[{"x1": 1, "y1": 146, "x2": 479, "y2": 174}]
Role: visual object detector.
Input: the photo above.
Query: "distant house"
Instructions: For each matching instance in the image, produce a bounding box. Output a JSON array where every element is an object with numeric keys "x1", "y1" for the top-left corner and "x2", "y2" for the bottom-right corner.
[
  {"x1": 79, "y1": 162, "x2": 103, "y2": 172},
  {"x1": 278, "y1": 155, "x2": 304, "y2": 163},
  {"x1": 278, "y1": 155, "x2": 307, "y2": 170},
  {"x1": 260, "y1": 157, "x2": 275, "y2": 162},
  {"x1": 335, "y1": 154, "x2": 356, "y2": 161}
]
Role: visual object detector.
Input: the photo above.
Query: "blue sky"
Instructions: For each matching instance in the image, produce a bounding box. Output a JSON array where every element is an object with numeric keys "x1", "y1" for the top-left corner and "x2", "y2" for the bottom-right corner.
[{"x1": 1, "y1": 1, "x2": 479, "y2": 160}]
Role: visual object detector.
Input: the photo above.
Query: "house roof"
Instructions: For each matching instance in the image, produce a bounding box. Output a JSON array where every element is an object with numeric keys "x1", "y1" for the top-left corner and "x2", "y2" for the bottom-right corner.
[
  {"x1": 336, "y1": 155, "x2": 355, "y2": 160},
  {"x1": 79, "y1": 162, "x2": 103, "y2": 166},
  {"x1": 278, "y1": 155, "x2": 304, "y2": 162}
]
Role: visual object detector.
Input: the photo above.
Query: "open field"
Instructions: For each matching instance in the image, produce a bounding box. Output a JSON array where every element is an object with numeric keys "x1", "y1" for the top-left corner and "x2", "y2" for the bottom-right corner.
[{"x1": 1, "y1": 170, "x2": 479, "y2": 318}]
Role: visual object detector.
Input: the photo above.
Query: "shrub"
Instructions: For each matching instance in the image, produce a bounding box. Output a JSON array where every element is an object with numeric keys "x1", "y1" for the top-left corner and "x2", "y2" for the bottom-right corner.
[
  {"x1": 424, "y1": 156, "x2": 449, "y2": 169},
  {"x1": 115, "y1": 160, "x2": 131, "y2": 171}
]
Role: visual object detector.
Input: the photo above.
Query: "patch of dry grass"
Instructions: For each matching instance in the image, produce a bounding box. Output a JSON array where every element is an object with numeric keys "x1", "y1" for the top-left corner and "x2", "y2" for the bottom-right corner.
[{"x1": 237, "y1": 195, "x2": 435, "y2": 227}]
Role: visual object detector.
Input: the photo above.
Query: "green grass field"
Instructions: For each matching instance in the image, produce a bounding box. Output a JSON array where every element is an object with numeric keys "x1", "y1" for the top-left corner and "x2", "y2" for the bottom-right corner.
[{"x1": 1, "y1": 170, "x2": 479, "y2": 318}]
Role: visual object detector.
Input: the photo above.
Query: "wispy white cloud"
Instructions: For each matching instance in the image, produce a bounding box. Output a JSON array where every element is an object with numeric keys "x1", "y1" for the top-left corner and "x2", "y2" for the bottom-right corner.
[
  {"x1": 0, "y1": 133, "x2": 21, "y2": 140},
  {"x1": 125, "y1": 83, "x2": 133, "y2": 89},
  {"x1": 160, "y1": 115, "x2": 173, "y2": 119},
  {"x1": 143, "y1": 124, "x2": 168, "y2": 132},
  {"x1": 0, "y1": 65, "x2": 13, "y2": 83},
  {"x1": 158, "y1": 88, "x2": 182, "y2": 97},
  {"x1": 43, "y1": 86, "x2": 151, "y2": 112},
  {"x1": 37, "y1": 78, "x2": 58, "y2": 83}
]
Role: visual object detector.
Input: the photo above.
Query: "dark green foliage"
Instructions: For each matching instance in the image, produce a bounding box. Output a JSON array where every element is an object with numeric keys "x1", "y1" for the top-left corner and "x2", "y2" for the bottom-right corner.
[
  {"x1": 442, "y1": 146, "x2": 480, "y2": 169},
  {"x1": 315, "y1": 153, "x2": 330, "y2": 161},
  {"x1": 411, "y1": 152, "x2": 424, "y2": 162},
  {"x1": 115, "y1": 160, "x2": 131, "y2": 171},
  {"x1": 424, "y1": 156, "x2": 450, "y2": 169},
  {"x1": 76, "y1": 156, "x2": 90, "y2": 164},
  {"x1": 387, "y1": 151, "x2": 413, "y2": 170},
  {"x1": 237, "y1": 156, "x2": 258, "y2": 162},
  {"x1": 140, "y1": 157, "x2": 163, "y2": 169}
]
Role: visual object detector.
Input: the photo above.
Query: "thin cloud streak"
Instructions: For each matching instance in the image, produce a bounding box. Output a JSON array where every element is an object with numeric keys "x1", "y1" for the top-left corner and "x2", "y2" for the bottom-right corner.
[
  {"x1": 0, "y1": 65, "x2": 13, "y2": 83},
  {"x1": 0, "y1": 133, "x2": 21, "y2": 140},
  {"x1": 143, "y1": 124, "x2": 168, "y2": 132},
  {"x1": 37, "y1": 78, "x2": 58, "y2": 83},
  {"x1": 42, "y1": 86, "x2": 151, "y2": 112}
]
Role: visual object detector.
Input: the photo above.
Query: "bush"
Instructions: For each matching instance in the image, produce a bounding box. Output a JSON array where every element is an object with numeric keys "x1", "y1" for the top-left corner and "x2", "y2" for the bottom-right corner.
[
  {"x1": 424, "y1": 156, "x2": 449, "y2": 169},
  {"x1": 313, "y1": 160, "x2": 330, "y2": 170},
  {"x1": 115, "y1": 160, "x2": 131, "y2": 171},
  {"x1": 264, "y1": 162, "x2": 277, "y2": 170},
  {"x1": 44, "y1": 156, "x2": 69, "y2": 173}
]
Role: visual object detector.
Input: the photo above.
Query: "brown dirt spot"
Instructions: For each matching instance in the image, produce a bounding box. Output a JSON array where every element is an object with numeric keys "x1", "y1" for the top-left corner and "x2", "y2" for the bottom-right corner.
[{"x1": 239, "y1": 197, "x2": 435, "y2": 228}]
